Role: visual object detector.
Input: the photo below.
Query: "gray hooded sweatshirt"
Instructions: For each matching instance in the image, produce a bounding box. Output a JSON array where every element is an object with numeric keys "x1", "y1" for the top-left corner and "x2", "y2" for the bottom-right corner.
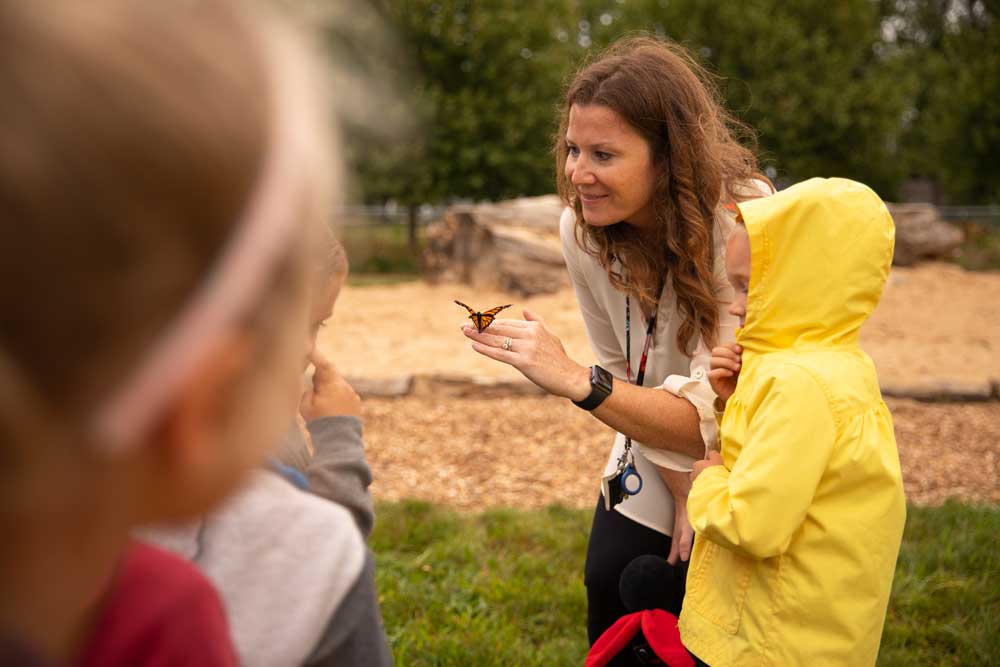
[{"x1": 142, "y1": 416, "x2": 391, "y2": 666}]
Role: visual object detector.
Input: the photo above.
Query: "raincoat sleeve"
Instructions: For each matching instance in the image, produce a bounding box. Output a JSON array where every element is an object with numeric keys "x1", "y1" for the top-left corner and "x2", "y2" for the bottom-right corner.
[
  {"x1": 559, "y1": 208, "x2": 627, "y2": 378},
  {"x1": 687, "y1": 365, "x2": 837, "y2": 560}
]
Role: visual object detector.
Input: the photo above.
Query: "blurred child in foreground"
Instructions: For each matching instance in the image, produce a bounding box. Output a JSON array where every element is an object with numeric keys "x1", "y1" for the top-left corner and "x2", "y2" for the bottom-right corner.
[{"x1": 0, "y1": 0, "x2": 370, "y2": 663}]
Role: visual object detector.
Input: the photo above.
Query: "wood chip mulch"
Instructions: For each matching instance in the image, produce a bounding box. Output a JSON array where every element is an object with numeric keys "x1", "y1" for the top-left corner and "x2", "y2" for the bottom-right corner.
[
  {"x1": 362, "y1": 395, "x2": 1000, "y2": 511},
  {"x1": 320, "y1": 263, "x2": 1000, "y2": 510}
]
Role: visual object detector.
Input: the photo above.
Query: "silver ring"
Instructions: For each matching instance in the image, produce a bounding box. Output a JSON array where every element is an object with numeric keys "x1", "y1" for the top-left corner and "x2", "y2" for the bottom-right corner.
[{"x1": 502, "y1": 336, "x2": 513, "y2": 351}]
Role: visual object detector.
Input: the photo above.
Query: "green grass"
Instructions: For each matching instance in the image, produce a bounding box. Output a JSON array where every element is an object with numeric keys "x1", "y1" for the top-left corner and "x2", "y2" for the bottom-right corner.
[
  {"x1": 339, "y1": 225, "x2": 424, "y2": 275},
  {"x1": 879, "y1": 501, "x2": 999, "y2": 666},
  {"x1": 372, "y1": 500, "x2": 999, "y2": 666},
  {"x1": 954, "y1": 222, "x2": 1000, "y2": 271},
  {"x1": 346, "y1": 273, "x2": 421, "y2": 287}
]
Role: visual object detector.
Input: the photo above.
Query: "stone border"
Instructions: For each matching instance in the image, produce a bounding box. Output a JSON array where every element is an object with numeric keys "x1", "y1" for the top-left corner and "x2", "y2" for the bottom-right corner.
[
  {"x1": 880, "y1": 379, "x2": 998, "y2": 402},
  {"x1": 346, "y1": 374, "x2": 1000, "y2": 402}
]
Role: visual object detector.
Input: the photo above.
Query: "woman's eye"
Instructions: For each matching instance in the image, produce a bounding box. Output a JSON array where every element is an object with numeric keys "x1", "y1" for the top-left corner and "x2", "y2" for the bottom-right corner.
[
  {"x1": 594, "y1": 151, "x2": 612, "y2": 161},
  {"x1": 567, "y1": 145, "x2": 580, "y2": 157}
]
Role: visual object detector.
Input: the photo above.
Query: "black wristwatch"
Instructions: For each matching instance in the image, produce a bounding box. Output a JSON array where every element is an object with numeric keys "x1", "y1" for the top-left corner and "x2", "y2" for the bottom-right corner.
[{"x1": 573, "y1": 365, "x2": 614, "y2": 411}]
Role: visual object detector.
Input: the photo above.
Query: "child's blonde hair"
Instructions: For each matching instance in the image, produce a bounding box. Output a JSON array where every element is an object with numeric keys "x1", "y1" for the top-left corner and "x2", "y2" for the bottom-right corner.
[
  {"x1": 314, "y1": 224, "x2": 350, "y2": 281},
  {"x1": 0, "y1": 0, "x2": 337, "y2": 450}
]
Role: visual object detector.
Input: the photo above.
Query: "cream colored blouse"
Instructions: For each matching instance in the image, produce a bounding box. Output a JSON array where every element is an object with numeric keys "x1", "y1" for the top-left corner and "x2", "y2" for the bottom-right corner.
[{"x1": 559, "y1": 201, "x2": 744, "y2": 536}]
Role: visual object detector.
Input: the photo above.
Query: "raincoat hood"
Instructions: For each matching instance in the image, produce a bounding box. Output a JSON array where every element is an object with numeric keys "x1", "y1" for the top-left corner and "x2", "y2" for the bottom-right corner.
[{"x1": 735, "y1": 177, "x2": 895, "y2": 353}]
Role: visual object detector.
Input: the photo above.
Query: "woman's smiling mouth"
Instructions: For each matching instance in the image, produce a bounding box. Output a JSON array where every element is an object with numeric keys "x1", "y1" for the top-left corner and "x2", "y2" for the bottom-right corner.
[{"x1": 579, "y1": 193, "x2": 608, "y2": 205}]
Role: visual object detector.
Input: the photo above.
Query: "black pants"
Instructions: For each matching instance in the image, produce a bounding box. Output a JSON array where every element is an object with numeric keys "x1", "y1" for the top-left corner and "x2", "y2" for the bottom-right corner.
[{"x1": 583, "y1": 495, "x2": 690, "y2": 644}]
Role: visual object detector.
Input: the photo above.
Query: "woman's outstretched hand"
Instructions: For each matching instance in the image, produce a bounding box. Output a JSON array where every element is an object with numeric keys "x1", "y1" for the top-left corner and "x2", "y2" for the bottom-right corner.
[
  {"x1": 462, "y1": 309, "x2": 591, "y2": 401},
  {"x1": 708, "y1": 343, "x2": 742, "y2": 405}
]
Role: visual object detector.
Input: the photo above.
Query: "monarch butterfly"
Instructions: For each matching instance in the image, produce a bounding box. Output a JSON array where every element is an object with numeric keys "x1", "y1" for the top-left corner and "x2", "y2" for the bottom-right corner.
[{"x1": 455, "y1": 301, "x2": 512, "y2": 333}]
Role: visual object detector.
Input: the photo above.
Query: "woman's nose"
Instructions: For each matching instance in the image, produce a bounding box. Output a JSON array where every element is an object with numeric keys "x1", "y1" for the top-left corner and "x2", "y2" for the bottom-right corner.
[{"x1": 570, "y1": 158, "x2": 595, "y2": 186}]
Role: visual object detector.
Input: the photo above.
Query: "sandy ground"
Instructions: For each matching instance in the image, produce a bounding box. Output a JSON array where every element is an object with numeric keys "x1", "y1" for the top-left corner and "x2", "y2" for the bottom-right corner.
[
  {"x1": 320, "y1": 263, "x2": 1000, "y2": 390},
  {"x1": 317, "y1": 263, "x2": 1000, "y2": 509}
]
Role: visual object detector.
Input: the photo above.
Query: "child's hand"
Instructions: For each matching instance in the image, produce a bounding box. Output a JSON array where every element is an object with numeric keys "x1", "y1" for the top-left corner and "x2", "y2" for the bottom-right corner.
[
  {"x1": 300, "y1": 351, "x2": 362, "y2": 422},
  {"x1": 708, "y1": 343, "x2": 742, "y2": 405},
  {"x1": 690, "y1": 451, "x2": 724, "y2": 483}
]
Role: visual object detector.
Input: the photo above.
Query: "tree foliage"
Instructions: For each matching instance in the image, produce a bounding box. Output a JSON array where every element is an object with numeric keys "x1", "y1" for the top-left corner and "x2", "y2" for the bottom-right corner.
[
  {"x1": 888, "y1": 0, "x2": 1000, "y2": 203},
  {"x1": 347, "y1": 0, "x2": 998, "y2": 205},
  {"x1": 351, "y1": 0, "x2": 576, "y2": 205}
]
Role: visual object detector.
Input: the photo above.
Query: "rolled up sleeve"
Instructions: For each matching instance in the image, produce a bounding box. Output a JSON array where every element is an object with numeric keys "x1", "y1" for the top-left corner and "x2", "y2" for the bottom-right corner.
[{"x1": 660, "y1": 337, "x2": 723, "y2": 461}]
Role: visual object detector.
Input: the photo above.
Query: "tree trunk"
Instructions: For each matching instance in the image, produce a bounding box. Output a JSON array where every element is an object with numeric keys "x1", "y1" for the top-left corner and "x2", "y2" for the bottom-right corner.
[{"x1": 407, "y1": 203, "x2": 419, "y2": 254}]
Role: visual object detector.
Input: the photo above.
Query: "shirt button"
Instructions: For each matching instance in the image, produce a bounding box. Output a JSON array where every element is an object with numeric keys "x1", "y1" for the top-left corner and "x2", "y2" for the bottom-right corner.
[{"x1": 694, "y1": 368, "x2": 706, "y2": 380}]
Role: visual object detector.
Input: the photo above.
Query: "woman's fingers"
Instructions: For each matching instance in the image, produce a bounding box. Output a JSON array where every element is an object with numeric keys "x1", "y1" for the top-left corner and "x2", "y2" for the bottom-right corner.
[
  {"x1": 475, "y1": 321, "x2": 527, "y2": 337},
  {"x1": 708, "y1": 368, "x2": 733, "y2": 380},
  {"x1": 462, "y1": 327, "x2": 508, "y2": 348},
  {"x1": 522, "y1": 308, "x2": 546, "y2": 327},
  {"x1": 458, "y1": 320, "x2": 527, "y2": 337},
  {"x1": 491, "y1": 318, "x2": 528, "y2": 328},
  {"x1": 469, "y1": 341, "x2": 516, "y2": 364}
]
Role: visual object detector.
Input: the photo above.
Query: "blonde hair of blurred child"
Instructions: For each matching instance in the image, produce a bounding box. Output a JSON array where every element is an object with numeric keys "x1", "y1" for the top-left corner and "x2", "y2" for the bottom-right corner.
[{"x1": 0, "y1": 0, "x2": 337, "y2": 661}]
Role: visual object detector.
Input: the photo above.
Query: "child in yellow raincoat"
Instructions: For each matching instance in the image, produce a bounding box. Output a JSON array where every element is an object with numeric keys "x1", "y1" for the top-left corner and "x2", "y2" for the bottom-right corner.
[{"x1": 679, "y1": 178, "x2": 907, "y2": 666}]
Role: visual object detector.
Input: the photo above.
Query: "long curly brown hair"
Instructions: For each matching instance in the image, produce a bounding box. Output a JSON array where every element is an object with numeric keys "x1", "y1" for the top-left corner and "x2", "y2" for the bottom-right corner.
[{"x1": 556, "y1": 36, "x2": 766, "y2": 355}]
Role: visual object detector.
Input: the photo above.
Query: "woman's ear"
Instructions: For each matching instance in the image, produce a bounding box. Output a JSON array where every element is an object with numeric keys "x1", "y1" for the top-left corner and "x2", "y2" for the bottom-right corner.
[{"x1": 134, "y1": 332, "x2": 258, "y2": 522}]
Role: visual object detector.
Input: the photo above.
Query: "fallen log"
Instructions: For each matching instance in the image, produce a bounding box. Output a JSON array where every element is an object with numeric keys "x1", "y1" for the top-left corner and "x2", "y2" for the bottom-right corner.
[
  {"x1": 423, "y1": 195, "x2": 567, "y2": 297},
  {"x1": 422, "y1": 196, "x2": 967, "y2": 295}
]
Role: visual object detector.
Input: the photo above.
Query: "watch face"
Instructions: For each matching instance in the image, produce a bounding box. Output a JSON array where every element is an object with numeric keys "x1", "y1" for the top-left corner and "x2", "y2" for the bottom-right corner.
[{"x1": 592, "y1": 365, "x2": 614, "y2": 394}]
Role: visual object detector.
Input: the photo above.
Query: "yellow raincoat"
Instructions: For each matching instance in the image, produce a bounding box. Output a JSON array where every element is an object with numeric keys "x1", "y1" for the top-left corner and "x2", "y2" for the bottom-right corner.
[{"x1": 679, "y1": 178, "x2": 906, "y2": 666}]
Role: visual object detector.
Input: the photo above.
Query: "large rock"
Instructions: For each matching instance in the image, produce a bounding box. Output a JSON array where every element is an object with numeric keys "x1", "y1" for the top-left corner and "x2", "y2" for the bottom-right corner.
[
  {"x1": 423, "y1": 195, "x2": 567, "y2": 296},
  {"x1": 887, "y1": 202, "x2": 964, "y2": 266}
]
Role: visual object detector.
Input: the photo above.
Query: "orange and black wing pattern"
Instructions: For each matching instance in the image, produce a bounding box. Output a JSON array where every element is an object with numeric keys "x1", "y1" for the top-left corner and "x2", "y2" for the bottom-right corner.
[{"x1": 455, "y1": 301, "x2": 512, "y2": 333}]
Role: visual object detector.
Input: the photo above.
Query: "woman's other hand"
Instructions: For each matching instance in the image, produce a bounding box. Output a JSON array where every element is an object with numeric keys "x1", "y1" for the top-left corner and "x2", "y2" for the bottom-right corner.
[
  {"x1": 299, "y1": 351, "x2": 362, "y2": 422},
  {"x1": 657, "y1": 467, "x2": 694, "y2": 565},
  {"x1": 462, "y1": 309, "x2": 591, "y2": 400},
  {"x1": 708, "y1": 343, "x2": 742, "y2": 404}
]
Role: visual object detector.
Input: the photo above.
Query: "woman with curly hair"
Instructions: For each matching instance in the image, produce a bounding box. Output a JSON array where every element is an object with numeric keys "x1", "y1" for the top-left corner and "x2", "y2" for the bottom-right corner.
[{"x1": 463, "y1": 36, "x2": 771, "y2": 644}]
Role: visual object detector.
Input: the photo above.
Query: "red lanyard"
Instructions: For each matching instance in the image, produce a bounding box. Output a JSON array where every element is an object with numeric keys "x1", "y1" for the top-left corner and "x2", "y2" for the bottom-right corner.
[
  {"x1": 624, "y1": 296, "x2": 656, "y2": 457},
  {"x1": 625, "y1": 296, "x2": 657, "y2": 387}
]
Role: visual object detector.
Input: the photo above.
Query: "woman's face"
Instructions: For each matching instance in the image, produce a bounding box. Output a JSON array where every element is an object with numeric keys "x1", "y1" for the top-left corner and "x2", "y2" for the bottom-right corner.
[{"x1": 564, "y1": 103, "x2": 658, "y2": 232}]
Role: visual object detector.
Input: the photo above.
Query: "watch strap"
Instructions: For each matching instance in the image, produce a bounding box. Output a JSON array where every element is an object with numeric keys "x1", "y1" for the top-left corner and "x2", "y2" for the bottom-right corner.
[{"x1": 573, "y1": 365, "x2": 612, "y2": 411}]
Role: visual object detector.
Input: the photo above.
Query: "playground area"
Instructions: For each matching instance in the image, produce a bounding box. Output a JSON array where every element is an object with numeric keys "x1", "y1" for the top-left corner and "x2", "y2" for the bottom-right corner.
[{"x1": 318, "y1": 261, "x2": 1000, "y2": 511}]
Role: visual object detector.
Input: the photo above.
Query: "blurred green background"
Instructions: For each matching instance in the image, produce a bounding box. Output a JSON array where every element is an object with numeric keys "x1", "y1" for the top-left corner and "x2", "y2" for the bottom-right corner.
[
  {"x1": 340, "y1": 0, "x2": 999, "y2": 207},
  {"x1": 321, "y1": 0, "x2": 999, "y2": 273}
]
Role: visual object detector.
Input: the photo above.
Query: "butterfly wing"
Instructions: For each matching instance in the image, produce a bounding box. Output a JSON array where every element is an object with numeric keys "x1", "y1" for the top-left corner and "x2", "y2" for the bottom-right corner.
[
  {"x1": 456, "y1": 302, "x2": 512, "y2": 332},
  {"x1": 482, "y1": 304, "x2": 512, "y2": 317},
  {"x1": 476, "y1": 304, "x2": 512, "y2": 332}
]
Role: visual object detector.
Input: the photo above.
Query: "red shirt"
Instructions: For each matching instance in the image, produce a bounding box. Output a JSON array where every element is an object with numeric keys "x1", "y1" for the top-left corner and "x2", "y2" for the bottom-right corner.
[{"x1": 77, "y1": 541, "x2": 237, "y2": 667}]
